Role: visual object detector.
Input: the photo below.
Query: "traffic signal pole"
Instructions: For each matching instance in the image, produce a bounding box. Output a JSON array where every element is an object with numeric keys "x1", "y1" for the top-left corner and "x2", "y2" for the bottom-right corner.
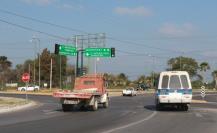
[{"x1": 75, "y1": 36, "x2": 78, "y2": 77}]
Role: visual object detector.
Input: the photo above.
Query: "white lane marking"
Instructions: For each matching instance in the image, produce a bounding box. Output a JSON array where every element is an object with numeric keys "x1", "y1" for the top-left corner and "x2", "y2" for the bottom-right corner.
[
  {"x1": 206, "y1": 102, "x2": 217, "y2": 104},
  {"x1": 44, "y1": 111, "x2": 57, "y2": 115},
  {"x1": 195, "y1": 113, "x2": 203, "y2": 118},
  {"x1": 43, "y1": 110, "x2": 58, "y2": 115},
  {"x1": 102, "y1": 111, "x2": 157, "y2": 133},
  {"x1": 191, "y1": 107, "x2": 217, "y2": 113}
]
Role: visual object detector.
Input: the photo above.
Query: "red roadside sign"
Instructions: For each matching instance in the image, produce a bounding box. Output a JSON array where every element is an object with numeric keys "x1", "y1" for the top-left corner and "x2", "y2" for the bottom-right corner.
[{"x1": 22, "y1": 73, "x2": 30, "y2": 82}]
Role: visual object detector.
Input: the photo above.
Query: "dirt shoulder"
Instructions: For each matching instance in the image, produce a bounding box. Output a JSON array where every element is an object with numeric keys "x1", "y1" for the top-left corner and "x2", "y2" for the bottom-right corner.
[{"x1": 0, "y1": 97, "x2": 36, "y2": 114}]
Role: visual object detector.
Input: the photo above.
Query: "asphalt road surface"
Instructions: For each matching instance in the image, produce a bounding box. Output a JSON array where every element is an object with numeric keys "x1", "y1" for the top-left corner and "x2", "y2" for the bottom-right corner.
[{"x1": 0, "y1": 93, "x2": 217, "y2": 133}]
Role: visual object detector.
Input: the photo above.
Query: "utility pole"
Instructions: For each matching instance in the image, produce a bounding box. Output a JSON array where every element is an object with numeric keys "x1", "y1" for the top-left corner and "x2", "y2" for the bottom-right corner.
[
  {"x1": 28, "y1": 64, "x2": 31, "y2": 83},
  {"x1": 180, "y1": 52, "x2": 184, "y2": 71},
  {"x1": 59, "y1": 55, "x2": 62, "y2": 89},
  {"x1": 75, "y1": 35, "x2": 78, "y2": 77},
  {"x1": 33, "y1": 44, "x2": 36, "y2": 86},
  {"x1": 180, "y1": 56, "x2": 182, "y2": 71},
  {"x1": 50, "y1": 58, "x2": 52, "y2": 91},
  {"x1": 38, "y1": 52, "x2": 41, "y2": 89}
]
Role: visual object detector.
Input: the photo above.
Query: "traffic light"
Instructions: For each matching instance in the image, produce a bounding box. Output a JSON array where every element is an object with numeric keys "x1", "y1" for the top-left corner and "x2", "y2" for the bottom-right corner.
[
  {"x1": 111, "y1": 47, "x2": 115, "y2": 57},
  {"x1": 55, "y1": 44, "x2": 59, "y2": 54}
]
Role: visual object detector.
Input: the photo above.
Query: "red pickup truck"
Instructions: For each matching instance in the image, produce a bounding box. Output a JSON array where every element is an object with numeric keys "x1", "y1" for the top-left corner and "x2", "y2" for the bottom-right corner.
[{"x1": 53, "y1": 74, "x2": 109, "y2": 111}]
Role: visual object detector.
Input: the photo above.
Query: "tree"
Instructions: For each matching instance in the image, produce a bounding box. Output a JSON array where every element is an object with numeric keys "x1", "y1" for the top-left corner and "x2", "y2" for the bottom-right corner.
[
  {"x1": 38, "y1": 48, "x2": 67, "y2": 88},
  {"x1": 115, "y1": 73, "x2": 129, "y2": 86},
  {"x1": 212, "y1": 70, "x2": 217, "y2": 89},
  {"x1": 0, "y1": 56, "x2": 12, "y2": 88},
  {"x1": 167, "y1": 56, "x2": 199, "y2": 78},
  {"x1": 103, "y1": 73, "x2": 116, "y2": 88},
  {"x1": 136, "y1": 75, "x2": 146, "y2": 84},
  {"x1": 199, "y1": 62, "x2": 210, "y2": 83}
]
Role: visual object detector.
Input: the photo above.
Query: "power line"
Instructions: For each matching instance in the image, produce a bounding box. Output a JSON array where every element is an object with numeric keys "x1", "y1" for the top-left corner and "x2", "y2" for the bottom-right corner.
[
  {"x1": 0, "y1": 9, "x2": 181, "y2": 53},
  {"x1": 110, "y1": 37, "x2": 181, "y2": 53},
  {"x1": 0, "y1": 18, "x2": 70, "y2": 41},
  {"x1": 0, "y1": 9, "x2": 88, "y2": 34},
  {"x1": 117, "y1": 49, "x2": 170, "y2": 59}
]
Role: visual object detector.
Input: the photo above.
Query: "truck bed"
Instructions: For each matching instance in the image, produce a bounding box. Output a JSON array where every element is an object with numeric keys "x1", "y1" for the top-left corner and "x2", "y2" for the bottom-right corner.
[{"x1": 53, "y1": 90, "x2": 102, "y2": 99}]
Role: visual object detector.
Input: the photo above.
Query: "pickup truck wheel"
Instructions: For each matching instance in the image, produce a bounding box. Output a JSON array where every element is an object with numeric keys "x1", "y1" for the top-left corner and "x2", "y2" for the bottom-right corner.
[
  {"x1": 21, "y1": 88, "x2": 25, "y2": 91},
  {"x1": 91, "y1": 100, "x2": 98, "y2": 111},
  {"x1": 62, "y1": 104, "x2": 73, "y2": 112},
  {"x1": 182, "y1": 104, "x2": 188, "y2": 111},
  {"x1": 103, "y1": 98, "x2": 109, "y2": 108}
]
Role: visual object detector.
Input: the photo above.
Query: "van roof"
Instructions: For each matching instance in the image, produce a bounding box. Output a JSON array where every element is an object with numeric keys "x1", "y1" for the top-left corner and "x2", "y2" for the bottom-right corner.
[{"x1": 160, "y1": 71, "x2": 189, "y2": 75}]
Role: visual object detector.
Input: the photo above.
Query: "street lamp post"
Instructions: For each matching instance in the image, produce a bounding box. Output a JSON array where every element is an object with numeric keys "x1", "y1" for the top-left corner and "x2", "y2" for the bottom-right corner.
[
  {"x1": 31, "y1": 37, "x2": 41, "y2": 89},
  {"x1": 148, "y1": 54, "x2": 155, "y2": 88}
]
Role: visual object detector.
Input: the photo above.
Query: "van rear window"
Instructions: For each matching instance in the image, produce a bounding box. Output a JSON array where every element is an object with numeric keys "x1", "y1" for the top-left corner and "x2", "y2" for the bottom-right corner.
[
  {"x1": 169, "y1": 75, "x2": 181, "y2": 89},
  {"x1": 180, "y1": 75, "x2": 189, "y2": 89},
  {"x1": 161, "y1": 75, "x2": 169, "y2": 88}
]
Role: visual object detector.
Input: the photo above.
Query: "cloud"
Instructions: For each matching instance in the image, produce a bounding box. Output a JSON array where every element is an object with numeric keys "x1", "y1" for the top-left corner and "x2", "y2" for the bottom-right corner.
[
  {"x1": 201, "y1": 51, "x2": 217, "y2": 58},
  {"x1": 21, "y1": 0, "x2": 56, "y2": 6},
  {"x1": 159, "y1": 23, "x2": 194, "y2": 37},
  {"x1": 60, "y1": 3, "x2": 84, "y2": 11},
  {"x1": 114, "y1": 6, "x2": 152, "y2": 17}
]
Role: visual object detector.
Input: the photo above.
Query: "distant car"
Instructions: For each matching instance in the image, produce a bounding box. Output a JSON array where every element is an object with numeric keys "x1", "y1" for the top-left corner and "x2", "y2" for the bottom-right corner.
[
  {"x1": 122, "y1": 87, "x2": 137, "y2": 96},
  {"x1": 17, "y1": 85, "x2": 40, "y2": 91},
  {"x1": 137, "y1": 84, "x2": 150, "y2": 90}
]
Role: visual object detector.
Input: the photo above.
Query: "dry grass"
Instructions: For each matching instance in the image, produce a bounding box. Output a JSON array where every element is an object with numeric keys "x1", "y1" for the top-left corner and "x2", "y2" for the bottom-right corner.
[{"x1": 0, "y1": 97, "x2": 28, "y2": 107}]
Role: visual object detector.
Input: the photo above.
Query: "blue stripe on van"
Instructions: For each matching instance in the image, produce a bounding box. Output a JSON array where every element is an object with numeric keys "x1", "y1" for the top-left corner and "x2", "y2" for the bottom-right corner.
[{"x1": 157, "y1": 89, "x2": 192, "y2": 95}]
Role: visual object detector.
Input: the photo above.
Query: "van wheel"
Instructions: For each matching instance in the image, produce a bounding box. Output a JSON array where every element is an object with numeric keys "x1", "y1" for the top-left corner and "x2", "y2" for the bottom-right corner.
[
  {"x1": 91, "y1": 100, "x2": 98, "y2": 111},
  {"x1": 156, "y1": 99, "x2": 162, "y2": 111},
  {"x1": 156, "y1": 103, "x2": 162, "y2": 111}
]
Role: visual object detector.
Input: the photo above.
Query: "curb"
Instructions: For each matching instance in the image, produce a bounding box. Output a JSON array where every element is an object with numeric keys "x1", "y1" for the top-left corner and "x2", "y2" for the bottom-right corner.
[
  {"x1": 0, "y1": 91, "x2": 52, "y2": 96},
  {"x1": 191, "y1": 99, "x2": 207, "y2": 104}
]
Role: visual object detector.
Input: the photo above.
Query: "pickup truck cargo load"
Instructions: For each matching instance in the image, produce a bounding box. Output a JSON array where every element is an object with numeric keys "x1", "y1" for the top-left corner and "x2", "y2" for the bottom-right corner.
[{"x1": 53, "y1": 74, "x2": 109, "y2": 111}]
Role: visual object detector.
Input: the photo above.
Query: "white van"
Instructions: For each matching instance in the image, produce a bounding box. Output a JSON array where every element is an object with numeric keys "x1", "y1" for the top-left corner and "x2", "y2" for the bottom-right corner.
[{"x1": 155, "y1": 71, "x2": 192, "y2": 111}]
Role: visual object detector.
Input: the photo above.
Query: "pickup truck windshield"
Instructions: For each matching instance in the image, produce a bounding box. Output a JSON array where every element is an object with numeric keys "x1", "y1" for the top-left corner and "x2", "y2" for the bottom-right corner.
[{"x1": 83, "y1": 81, "x2": 95, "y2": 85}]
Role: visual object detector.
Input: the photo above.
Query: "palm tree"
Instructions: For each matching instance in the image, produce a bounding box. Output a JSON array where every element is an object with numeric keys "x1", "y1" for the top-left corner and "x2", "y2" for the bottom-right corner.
[
  {"x1": 212, "y1": 70, "x2": 217, "y2": 89},
  {"x1": 199, "y1": 62, "x2": 210, "y2": 84},
  {"x1": 0, "y1": 56, "x2": 12, "y2": 72}
]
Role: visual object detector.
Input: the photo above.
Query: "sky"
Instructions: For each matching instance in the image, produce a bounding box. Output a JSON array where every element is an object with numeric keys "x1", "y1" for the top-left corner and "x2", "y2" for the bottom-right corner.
[{"x1": 0, "y1": 0, "x2": 217, "y2": 80}]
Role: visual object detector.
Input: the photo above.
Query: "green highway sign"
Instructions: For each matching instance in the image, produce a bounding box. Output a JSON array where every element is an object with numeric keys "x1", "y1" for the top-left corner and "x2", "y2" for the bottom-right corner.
[
  {"x1": 59, "y1": 44, "x2": 77, "y2": 56},
  {"x1": 85, "y1": 48, "x2": 113, "y2": 57}
]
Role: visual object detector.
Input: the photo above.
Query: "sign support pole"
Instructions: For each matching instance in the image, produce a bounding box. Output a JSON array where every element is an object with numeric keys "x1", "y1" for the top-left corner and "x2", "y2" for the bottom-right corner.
[{"x1": 25, "y1": 82, "x2": 28, "y2": 103}]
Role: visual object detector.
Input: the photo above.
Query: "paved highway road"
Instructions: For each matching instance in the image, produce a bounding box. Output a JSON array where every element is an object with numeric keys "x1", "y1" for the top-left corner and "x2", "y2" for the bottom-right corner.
[{"x1": 0, "y1": 93, "x2": 217, "y2": 133}]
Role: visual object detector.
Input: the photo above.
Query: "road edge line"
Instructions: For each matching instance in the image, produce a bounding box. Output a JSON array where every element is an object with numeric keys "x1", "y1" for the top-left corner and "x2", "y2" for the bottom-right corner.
[{"x1": 102, "y1": 111, "x2": 157, "y2": 133}]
